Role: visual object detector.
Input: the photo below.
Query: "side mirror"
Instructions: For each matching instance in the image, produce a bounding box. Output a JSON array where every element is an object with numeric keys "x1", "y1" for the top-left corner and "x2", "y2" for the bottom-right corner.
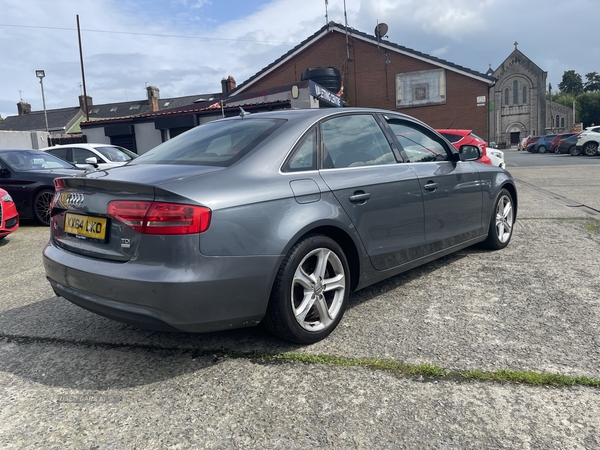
[
  {"x1": 459, "y1": 145, "x2": 482, "y2": 161},
  {"x1": 85, "y1": 156, "x2": 99, "y2": 168}
]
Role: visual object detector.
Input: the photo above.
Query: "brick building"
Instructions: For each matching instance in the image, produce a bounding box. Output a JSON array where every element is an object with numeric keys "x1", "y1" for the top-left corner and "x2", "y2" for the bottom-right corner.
[{"x1": 234, "y1": 22, "x2": 496, "y2": 140}]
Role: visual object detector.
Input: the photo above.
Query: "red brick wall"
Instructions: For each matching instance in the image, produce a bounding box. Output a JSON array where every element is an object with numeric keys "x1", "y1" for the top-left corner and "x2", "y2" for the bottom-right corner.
[{"x1": 243, "y1": 31, "x2": 490, "y2": 139}]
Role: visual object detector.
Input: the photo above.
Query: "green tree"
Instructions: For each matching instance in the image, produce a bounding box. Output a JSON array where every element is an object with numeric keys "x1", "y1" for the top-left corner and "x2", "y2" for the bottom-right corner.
[
  {"x1": 584, "y1": 72, "x2": 600, "y2": 92},
  {"x1": 575, "y1": 92, "x2": 600, "y2": 127},
  {"x1": 558, "y1": 70, "x2": 584, "y2": 94}
]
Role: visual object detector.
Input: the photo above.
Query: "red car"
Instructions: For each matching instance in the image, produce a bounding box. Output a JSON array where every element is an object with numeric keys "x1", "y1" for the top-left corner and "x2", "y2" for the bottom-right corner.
[
  {"x1": 436, "y1": 129, "x2": 492, "y2": 165},
  {"x1": 0, "y1": 187, "x2": 19, "y2": 240}
]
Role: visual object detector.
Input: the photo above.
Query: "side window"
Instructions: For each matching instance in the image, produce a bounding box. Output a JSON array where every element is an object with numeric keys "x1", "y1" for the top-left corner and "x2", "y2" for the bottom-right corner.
[
  {"x1": 72, "y1": 148, "x2": 96, "y2": 164},
  {"x1": 321, "y1": 114, "x2": 396, "y2": 168},
  {"x1": 283, "y1": 128, "x2": 317, "y2": 172},
  {"x1": 386, "y1": 120, "x2": 450, "y2": 163},
  {"x1": 47, "y1": 148, "x2": 70, "y2": 162}
]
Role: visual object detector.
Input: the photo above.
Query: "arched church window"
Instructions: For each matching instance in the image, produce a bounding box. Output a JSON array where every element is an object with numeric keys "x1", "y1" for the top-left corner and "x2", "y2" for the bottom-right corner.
[
  {"x1": 561, "y1": 118, "x2": 565, "y2": 128},
  {"x1": 505, "y1": 88, "x2": 509, "y2": 105},
  {"x1": 513, "y1": 80, "x2": 518, "y2": 104},
  {"x1": 556, "y1": 115, "x2": 560, "y2": 128},
  {"x1": 522, "y1": 86, "x2": 527, "y2": 103}
]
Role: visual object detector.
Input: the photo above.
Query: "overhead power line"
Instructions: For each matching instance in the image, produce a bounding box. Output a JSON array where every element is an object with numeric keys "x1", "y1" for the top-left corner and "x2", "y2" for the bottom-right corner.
[{"x1": 0, "y1": 23, "x2": 292, "y2": 45}]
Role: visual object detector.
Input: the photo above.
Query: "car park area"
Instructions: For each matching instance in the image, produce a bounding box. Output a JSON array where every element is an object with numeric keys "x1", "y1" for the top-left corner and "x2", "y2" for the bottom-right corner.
[{"x1": 1, "y1": 149, "x2": 600, "y2": 448}]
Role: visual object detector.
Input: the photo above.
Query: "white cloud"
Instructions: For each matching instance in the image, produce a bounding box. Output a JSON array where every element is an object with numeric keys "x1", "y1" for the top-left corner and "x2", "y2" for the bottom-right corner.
[{"x1": 1, "y1": 0, "x2": 599, "y2": 120}]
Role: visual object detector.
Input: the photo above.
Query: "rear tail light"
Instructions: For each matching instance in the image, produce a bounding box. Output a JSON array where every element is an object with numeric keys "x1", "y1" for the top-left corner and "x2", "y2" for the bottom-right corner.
[
  {"x1": 108, "y1": 201, "x2": 211, "y2": 235},
  {"x1": 50, "y1": 178, "x2": 67, "y2": 210}
]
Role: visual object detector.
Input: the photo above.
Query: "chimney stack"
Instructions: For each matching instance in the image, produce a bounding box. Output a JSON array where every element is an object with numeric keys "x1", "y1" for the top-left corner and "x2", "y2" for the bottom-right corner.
[
  {"x1": 226, "y1": 76, "x2": 236, "y2": 93},
  {"x1": 78, "y1": 95, "x2": 93, "y2": 112},
  {"x1": 17, "y1": 101, "x2": 31, "y2": 116},
  {"x1": 221, "y1": 76, "x2": 237, "y2": 94},
  {"x1": 146, "y1": 85, "x2": 160, "y2": 112}
]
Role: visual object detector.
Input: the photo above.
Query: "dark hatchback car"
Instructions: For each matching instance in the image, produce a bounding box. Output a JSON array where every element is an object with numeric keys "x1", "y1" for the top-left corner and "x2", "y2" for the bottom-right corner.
[
  {"x1": 0, "y1": 149, "x2": 85, "y2": 225},
  {"x1": 556, "y1": 133, "x2": 581, "y2": 155},
  {"x1": 43, "y1": 108, "x2": 517, "y2": 344},
  {"x1": 550, "y1": 133, "x2": 577, "y2": 153}
]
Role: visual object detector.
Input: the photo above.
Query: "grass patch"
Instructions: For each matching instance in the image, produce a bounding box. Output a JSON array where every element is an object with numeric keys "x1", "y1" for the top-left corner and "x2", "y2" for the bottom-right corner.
[
  {"x1": 584, "y1": 219, "x2": 600, "y2": 233},
  {"x1": 222, "y1": 350, "x2": 600, "y2": 389}
]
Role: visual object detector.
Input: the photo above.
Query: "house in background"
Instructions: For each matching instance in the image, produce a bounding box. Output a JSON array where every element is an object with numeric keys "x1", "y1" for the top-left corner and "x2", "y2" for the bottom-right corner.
[
  {"x1": 488, "y1": 42, "x2": 573, "y2": 145},
  {"x1": 0, "y1": 97, "x2": 87, "y2": 138},
  {"x1": 0, "y1": 85, "x2": 228, "y2": 149}
]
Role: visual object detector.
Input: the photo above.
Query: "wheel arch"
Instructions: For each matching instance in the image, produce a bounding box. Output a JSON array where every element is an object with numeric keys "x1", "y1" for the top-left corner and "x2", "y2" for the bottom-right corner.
[
  {"x1": 282, "y1": 224, "x2": 363, "y2": 292},
  {"x1": 500, "y1": 182, "x2": 518, "y2": 219}
]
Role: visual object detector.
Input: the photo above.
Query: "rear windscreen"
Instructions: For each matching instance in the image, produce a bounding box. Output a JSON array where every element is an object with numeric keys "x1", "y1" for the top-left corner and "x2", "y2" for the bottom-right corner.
[{"x1": 134, "y1": 118, "x2": 285, "y2": 167}]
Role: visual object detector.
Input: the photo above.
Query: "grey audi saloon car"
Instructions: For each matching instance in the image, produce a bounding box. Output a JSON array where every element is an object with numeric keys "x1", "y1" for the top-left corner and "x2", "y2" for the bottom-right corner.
[{"x1": 43, "y1": 108, "x2": 517, "y2": 344}]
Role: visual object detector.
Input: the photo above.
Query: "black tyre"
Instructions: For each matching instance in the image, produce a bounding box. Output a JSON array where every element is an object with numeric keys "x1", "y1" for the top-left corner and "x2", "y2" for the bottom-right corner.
[
  {"x1": 537, "y1": 145, "x2": 547, "y2": 154},
  {"x1": 570, "y1": 146, "x2": 581, "y2": 156},
  {"x1": 583, "y1": 142, "x2": 598, "y2": 156},
  {"x1": 33, "y1": 189, "x2": 54, "y2": 226},
  {"x1": 264, "y1": 234, "x2": 350, "y2": 344},
  {"x1": 481, "y1": 189, "x2": 514, "y2": 250}
]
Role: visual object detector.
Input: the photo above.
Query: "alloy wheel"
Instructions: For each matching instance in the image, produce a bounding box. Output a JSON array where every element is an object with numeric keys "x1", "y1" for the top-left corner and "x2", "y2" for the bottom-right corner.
[
  {"x1": 494, "y1": 194, "x2": 513, "y2": 244},
  {"x1": 291, "y1": 247, "x2": 346, "y2": 332}
]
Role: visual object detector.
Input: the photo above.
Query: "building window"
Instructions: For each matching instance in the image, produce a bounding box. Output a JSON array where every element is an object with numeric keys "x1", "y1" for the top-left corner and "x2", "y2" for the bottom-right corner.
[
  {"x1": 522, "y1": 86, "x2": 527, "y2": 103},
  {"x1": 505, "y1": 88, "x2": 509, "y2": 105},
  {"x1": 561, "y1": 118, "x2": 565, "y2": 128},
  {"x1": 513, "y1": 80, "x2": 518, "y2": 104},
  {"x1": 556, "y1": 115, "x2": 560, "y2": 128}
]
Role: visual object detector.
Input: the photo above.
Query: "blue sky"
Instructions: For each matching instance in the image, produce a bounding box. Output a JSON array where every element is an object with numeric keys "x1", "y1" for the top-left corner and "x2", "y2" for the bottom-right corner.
[{"x1": 1, "y1": 0, "x2": 599, "y2": 119}]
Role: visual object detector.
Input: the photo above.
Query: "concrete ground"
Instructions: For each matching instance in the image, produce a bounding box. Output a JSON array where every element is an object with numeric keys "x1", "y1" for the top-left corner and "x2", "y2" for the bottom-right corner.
[{"x1": 1, "y1": 160, "x2": 599, "y2": 449}]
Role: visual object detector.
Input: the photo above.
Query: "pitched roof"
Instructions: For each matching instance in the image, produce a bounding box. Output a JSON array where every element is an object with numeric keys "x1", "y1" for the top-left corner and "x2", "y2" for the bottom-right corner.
[
  {"x1": 0, "y1": 92, "x2": 226, "y2": 133},
  {"x1": 0, "y1": 106, "x2": 81, "y2": 133},
  {"x1": 233, "y1": 21, "x2": 495, "y2": 95}
]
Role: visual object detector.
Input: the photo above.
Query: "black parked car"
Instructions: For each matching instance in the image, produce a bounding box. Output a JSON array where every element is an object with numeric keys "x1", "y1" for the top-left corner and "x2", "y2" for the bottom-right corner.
[
  {"x1": 0, "y1": 149, "x2": 86, "y2": 225},
  {"x1": 556, "y1": 133, "x2": 582, "y2": 155}
]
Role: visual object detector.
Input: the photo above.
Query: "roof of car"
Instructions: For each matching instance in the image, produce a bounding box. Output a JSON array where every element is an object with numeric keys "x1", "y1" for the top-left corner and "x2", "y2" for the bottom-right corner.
[{"x1": 436, "y1": 129, "x2": 472, "y2": 136}]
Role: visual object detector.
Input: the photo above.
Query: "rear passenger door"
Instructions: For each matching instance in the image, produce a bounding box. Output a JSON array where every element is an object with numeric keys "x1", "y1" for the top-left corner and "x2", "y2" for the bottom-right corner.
[{"x1": 317, "y1": 113, "x2": 426, "y2": 271}]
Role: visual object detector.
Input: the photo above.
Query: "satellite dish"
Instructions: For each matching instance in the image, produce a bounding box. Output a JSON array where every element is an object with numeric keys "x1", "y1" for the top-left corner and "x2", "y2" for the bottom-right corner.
[{"x1": 375, "y1": 23, "x2": 388, "y2": 40}]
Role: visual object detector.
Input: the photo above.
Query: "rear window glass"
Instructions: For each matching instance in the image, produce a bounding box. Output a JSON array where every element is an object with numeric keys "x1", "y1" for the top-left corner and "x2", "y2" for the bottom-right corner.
[
  {"x1": 134, "y1": 118, "x2": 285, "y2": 167},
  {"x1": 95, "y1": 146, "x2": 137, "y2": 162},
  {"x1": 440, "y1": 133, "x2": 462, "y2": 143}
]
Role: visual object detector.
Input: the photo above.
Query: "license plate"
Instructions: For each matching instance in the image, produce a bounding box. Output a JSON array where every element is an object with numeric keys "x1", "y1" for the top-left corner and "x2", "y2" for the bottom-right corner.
[{"x1": 64, "y1": 213, "x2": 108, "y2": 241}]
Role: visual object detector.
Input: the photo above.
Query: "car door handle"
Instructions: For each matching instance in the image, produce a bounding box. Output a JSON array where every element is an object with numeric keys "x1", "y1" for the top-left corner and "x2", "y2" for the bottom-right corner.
[
  {"x1": 424, "y1": 182, "x2": 439, "y2": 191},
  {"x1": 349, "y1": 192, "x2": 371, "y2": 203}
]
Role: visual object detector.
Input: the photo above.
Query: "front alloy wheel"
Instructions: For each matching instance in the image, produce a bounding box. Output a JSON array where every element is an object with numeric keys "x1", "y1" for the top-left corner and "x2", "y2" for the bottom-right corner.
[
  {"x1": 34, "y1": 189, "x2": 55, "y2": 226},
  {"x1": 482, "y1": 189, "x2": 514, "y2": 250},
  {"x1": 570, "y1": 146, "x2": 581, "y2": 156},
  {"x1": 538, "y1": 145, "x2": 547, "y2": 154},
  {"x1": 264, "y1": 234, "x2": 350, "y2": 344}
]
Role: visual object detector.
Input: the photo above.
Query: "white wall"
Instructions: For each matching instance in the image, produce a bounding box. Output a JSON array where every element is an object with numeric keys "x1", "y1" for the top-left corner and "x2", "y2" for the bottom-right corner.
[
  {"x1": 0, "y1": 130, "x2": 50, "y2": 149},
  {"x1": 134, "y1": 122, "x2": 162, "y2": 154},
  {"x1": 82, "y1": 127, "x2": 111, "y2": 144}
]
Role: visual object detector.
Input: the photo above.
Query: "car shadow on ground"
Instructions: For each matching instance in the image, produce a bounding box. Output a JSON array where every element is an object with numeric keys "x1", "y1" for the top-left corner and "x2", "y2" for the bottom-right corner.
[{"x1": 0, "y1": 245, "x2": 475, "y2": 390}]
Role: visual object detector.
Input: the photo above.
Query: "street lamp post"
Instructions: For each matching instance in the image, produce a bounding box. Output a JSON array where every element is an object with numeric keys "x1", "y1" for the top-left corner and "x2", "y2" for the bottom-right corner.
[{"x1": 35, "y1": 70, "x2": 49, "y2": 132}]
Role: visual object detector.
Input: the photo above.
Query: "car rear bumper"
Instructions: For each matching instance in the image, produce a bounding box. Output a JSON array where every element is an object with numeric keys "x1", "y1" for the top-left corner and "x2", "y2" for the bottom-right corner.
[{"x1": 43, "y1": 242, "x2": 282, "y2": 333}]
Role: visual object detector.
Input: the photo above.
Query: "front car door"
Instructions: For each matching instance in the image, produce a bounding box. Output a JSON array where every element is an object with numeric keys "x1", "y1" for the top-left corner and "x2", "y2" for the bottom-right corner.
[
  {"x1": 317, "y1": 113, "x2": 426, "y2": 271},
  {"x1": 383, "y1": 116, "x2": 484, "y2": 253}
]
